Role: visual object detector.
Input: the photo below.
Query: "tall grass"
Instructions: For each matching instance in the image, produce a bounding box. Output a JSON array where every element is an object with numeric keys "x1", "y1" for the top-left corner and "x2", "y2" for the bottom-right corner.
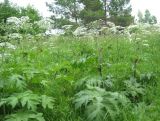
[{"x1": 0, "y1": 33, "x2": 160, "y2": 121}]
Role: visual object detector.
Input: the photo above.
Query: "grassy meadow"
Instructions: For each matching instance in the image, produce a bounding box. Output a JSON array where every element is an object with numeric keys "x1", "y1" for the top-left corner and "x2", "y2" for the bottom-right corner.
[{"x1": 0, "y1": 32, "x2": 160, "y2": 121}]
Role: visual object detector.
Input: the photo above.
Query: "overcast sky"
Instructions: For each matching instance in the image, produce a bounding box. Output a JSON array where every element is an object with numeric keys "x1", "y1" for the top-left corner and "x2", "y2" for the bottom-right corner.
[{"x1": 0, "y1": 0, "x2": 160, "y2": 21}]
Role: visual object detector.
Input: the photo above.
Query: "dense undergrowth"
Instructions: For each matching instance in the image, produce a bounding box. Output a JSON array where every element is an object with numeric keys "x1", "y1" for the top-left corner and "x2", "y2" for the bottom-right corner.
[{"x1": 0, "y1": 32, "x2": 160, "y2": 121}]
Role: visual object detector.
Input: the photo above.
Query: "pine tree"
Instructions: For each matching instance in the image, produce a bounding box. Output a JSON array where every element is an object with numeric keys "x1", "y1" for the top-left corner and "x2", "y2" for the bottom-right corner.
[
  {"x1": 79, "y1": 0, "x2": 104, "y2": 24},
  {"x1": 137, "y1": 10, "x2": 144, "y2": 23},
  {"x1": 108, "y1": 0, "x2": 133, "y2": 26},
  {"x1": 151, "y1": 16, "x2": 157, "y2": 24},
  {"x1": 0, "y1": 0, "x2": 20, "y2": 22},
  {"x1": 46, "y1": 0, "x2": 80, "y2": 24},
  {"x1": 102, "y1": 0, "x2": 110, "y2": 25},
  {"x1": 20, "y1": 5, "x2": 41, "y2": 23},
  {"x1": 143, "y1": 9, "x2": 157, "y2": 24},
  {"x1": 144, "y1": 9, "x2": 152, "y2": 23}
]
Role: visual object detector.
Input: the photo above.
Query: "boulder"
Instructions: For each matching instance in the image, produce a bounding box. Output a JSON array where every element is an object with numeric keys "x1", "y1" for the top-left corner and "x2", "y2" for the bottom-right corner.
[
  {"x1": 109, "y1": 27, "x2": 117, "y2": 34},
  {"x1": 45, "y1": 29, "x2": 65, "y2": 36},
  {"x1": 98, "y1": 27, "x2": 110, "y2": 35},
  {"x1": 106, "y1": 21, "x2": 115, "y2": 28},
  {"x1": 62, "y1": 25, "x2": 73, "y2": 30},
  {"x1": 73, "y1": 27, "x2": 88, "y2": 36}
]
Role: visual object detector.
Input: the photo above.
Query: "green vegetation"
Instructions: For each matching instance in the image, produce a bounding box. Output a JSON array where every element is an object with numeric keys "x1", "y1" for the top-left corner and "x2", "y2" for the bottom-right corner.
[
  {"x1": 0, "y1": 0, "x2": 41, "y2": 23},
  {"x1": 109, "y1": 0, "x2": 133, "y2": 26},
  {"x1": 47, "y1": 0, "x2": 134, "y2": 27},
  {"x1": 0, "y1": 0, "x2": 20, "y2": 22},
  {"x1": 79, "y1": 0, "x2": 104, "y2": 24},
  {"x1": 0, "y1": 31, "x2": 160, "y2": 120},
  {"x1": 138, "y1": 10, "x2": 157, "y2": 24},
  {"x1": 20, "y1": 5, "x2": 41, "y2": 22},
  {"x1": 0, "y1": 0, "x2": 160, "y2": 121},
  {"x1": 47, "y1": 0, "x2": 80, "y2": 24}
]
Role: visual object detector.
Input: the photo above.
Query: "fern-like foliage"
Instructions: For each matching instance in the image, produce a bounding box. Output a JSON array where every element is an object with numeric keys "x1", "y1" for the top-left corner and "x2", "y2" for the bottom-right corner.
[
  {"x1": 140, "y1": 72, "x2": 156, "y2": 86},
  {"x1": 0, "y1": 91, "x2": 55, "y2": 121},
  {"x1": 0, "y1": 91, "x2": 54, "y2": 110},
  {"x1": 75, "y1": 76, "x2": 102, "y2": 90},
  {"x1": 74, "y1": 86, "x2": 129, "y2": 121},
  {"x1": 124, "y1": 77, "x2": 145, "y2": 102},
  {"x1": 76, "y1": 76, "x2": 114, "y2": 90},
  {"x1": 8, "y1": 74, "x2": 26, "y2": 90},
  {"x1": 19, "y1": 91, "x2": 41, "y2": 111},
  {"x1": 102, "y1": 75, "x2": 114, "y2": 90},
  {"x1": 41, "y1": 95, "x2": 54, "y2": 109}
]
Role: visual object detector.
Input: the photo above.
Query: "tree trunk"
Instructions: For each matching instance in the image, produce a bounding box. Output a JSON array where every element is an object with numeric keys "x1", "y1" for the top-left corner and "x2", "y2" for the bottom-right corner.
[
  {"x1": 104, "y1": 0, "x2": 107, "y2": 25},
  {"x1": 73, "y1": 1, "x2": 78, "y2": 24}
]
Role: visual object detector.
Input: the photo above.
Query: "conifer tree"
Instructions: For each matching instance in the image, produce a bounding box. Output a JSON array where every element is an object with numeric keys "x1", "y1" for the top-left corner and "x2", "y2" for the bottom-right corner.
[
  {"x1": 108, "y1": 0, "x2": 133, "y2": 26},
  {"x1": 79, "y1": 0, "x2": 104, "y2": 24}
]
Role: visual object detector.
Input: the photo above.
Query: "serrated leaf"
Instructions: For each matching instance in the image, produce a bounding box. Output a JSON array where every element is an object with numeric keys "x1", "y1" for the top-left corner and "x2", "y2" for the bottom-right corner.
[
  {"x1": 0, "y1": 99, "x2": 6, "y2": 107},
  {"x1": 74, "y1": 86, "x2": 128, "y2": 121},
  {"x1": 19, "y1": 91, "x2": 40, "y2": 111},
  {"x1": 9, "y1": 74, "x2": 26, "y2": 90},
  {"x1": 5, "y1": 111, "x2": 45, "y2": 121},
  {"x1": 41, "y1": 95, "x2": 54, "y2": 109},
  {"x1": 124, "y1": 78, "x2": 145, "y2": 97},
  {"x1": 0, "y1": 79, "x2": 5, "y2": 89},
  {"x1": 6, "y1": 96, "x2": 19, "y2": 108},
  {"x1": 30, "y1": 113, "x2": 45, "y2": 121},
  {"x1": 76, "y1": 76, "x2": 102, "y2": 89}
]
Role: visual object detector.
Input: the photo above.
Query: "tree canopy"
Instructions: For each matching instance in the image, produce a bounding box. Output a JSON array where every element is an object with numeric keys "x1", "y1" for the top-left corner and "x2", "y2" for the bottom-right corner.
[
  {"x1": 47, "y1": 0, "x2": 135, "y2": 27},
  {"x1": 0, "y1": 0, "x2": 41, "y2": 23},
  {"x1": 109, "y1": 0, "x2": 133, "y2": 26},
  {"x1": 137, "y1": 9, "x2": 157, "y2": 24},
  {"x1": 79, "y1": 0, "x2": 104, "y2": 24},
  {"x1": 20, "y1": 5, "x2": 41, "y2": 22},
  {"x1": 0, "y1": 0, "x2": 20, "y2": 22}
]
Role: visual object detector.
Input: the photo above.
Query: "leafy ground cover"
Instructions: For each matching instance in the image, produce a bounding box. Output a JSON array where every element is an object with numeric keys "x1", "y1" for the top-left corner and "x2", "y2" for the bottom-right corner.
[{"x1": 0, "y1": 32, "x2": 160, "y2": 121}]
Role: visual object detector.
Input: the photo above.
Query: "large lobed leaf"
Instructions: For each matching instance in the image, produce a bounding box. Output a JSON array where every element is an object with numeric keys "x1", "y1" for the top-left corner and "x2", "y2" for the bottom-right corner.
[
  {"x1": 74, "y1": 86, "x2": 129, "y2": 121},
  {"x1": 5, "y1": 111, "x2": 45, "y2": 121}
]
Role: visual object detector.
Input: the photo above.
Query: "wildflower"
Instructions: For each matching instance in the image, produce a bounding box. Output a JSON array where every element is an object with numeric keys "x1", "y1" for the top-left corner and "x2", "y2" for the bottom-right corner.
[
  {"x1": 35, "y1": 18, "x2": 53, "y2": 30},
  {"x1": 143, "y1": 40, "x2": 148, "y2": 43},
  {"x1": 0, "y1": 53, "x2": 11, "y2": 58},
  {"x1": 7, "y1": 17, "x2": 21, "y2": 26},
  {"x1": 136, "y1": 38, "x2": 141, "y2": 41},
  {"x1": 8, "y1": 33, "x2": 23, "y2": 40},
  {"x1": 0, "y1": 42, "x2": 16, "y2": 50},
  {"x1": 143, "y1": 43, "x2": 149, "y2": 47},
  {"x1": 20, "y1": 16, "x2": 30, "y2": 23},
  {"x1": 40, "y1": 80, "x2": 48, "y2": 86}
]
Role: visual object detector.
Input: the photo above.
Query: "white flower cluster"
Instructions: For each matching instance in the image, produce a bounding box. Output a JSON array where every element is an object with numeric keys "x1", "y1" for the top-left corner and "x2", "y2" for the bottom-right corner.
[
  {"x1": 8, "y1": 33, "x2": 23, "y2": 40},
  {"x1": 0, "y1": 42, "x2": 16, "y2": 49},
  {"x1": 20, "y1": 16, "x2": 30, "y2": 23},
  {"x1": 35, "y1": 18, "x2": 54, "y2": 30},
  {"x1": 0, "y1": 53, "x2": 11, "y2": 58},
  {"x1": 7, "y1": 17, "x2": 21, "y2": 25},
  {"x1": 6, "y1": 16, "x2": 30, "y2": 28}
]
